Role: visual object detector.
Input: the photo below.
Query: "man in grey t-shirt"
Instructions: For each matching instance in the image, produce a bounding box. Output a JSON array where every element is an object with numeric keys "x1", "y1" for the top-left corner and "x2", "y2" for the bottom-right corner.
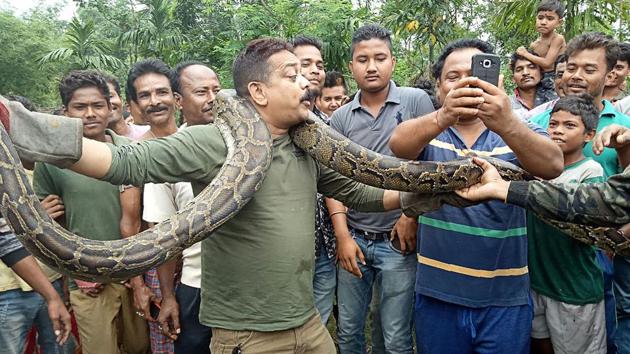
[{"x1": 328, "y1": 24, "x2": 434, "y2": 354}]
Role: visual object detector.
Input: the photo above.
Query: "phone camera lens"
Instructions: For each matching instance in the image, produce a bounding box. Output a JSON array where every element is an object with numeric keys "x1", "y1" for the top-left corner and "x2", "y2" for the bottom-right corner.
[{"x1": 483, "y1": 59, "x2": 492, "y2": 68}]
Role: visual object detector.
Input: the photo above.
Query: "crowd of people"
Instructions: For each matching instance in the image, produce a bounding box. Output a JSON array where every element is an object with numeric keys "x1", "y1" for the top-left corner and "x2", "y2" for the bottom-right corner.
[{"x1": 1, "y1": 0, "x2": 630, "y2": 353}]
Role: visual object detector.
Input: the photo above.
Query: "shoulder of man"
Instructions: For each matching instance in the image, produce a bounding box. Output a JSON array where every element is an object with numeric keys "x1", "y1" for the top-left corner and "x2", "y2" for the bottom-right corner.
[
  {"x1": 329, "y1": 101, "x2": 355, "y2": 133},
  {"x1": 529, "y1": 109, "x2": 552, "y2": 128}
]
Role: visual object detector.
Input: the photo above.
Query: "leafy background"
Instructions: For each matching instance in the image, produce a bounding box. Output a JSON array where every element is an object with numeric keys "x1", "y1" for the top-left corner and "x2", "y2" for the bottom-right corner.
[{"x1": 0, "y1": 0, "x2": 628, "y2": 109}]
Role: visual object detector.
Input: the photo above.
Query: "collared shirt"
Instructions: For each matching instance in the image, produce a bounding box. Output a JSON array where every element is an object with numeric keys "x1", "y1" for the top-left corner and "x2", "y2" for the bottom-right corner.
[
  {"x1": 330, "y1": 81, "x2": 435, "y2": 233},
  {"x1": 531, "y1": 100, "x2": 630, "y2": 177},
  {"x1": 416, "y1": 121, "x2": 548, "y2": 308},
  {"x1": 510, "y1": 88, "x2": 546, "y2": 120}
]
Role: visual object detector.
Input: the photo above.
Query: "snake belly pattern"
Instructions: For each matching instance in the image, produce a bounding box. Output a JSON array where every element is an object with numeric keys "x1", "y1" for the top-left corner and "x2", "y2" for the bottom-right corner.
[{"x1": 0, "y1": 90, "x2": 627, "y2": 282}]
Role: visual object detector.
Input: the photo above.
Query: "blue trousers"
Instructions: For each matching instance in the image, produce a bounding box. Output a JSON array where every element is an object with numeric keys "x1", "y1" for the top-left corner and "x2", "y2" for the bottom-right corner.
[
  {"x1": 174, "y1": 283, "x2": 212, "y2": 354},
  {"x1": 336, "y1": 232, "x2": 416, "y2": 354},
  {"x1": 0, "y1": 279, "x2": 69, "y2": 354},
  {"x1": 414, "y1": 294, "x2": 532, "y2": 354},
  {"x1": 313, "y1": 253, "x2": 336, "y2": 324}
]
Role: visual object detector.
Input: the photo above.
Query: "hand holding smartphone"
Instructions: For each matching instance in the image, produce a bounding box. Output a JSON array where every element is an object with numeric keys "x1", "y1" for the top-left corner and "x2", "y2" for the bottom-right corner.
[{"x1": 471, "y1": 54, "x2": 501, "y2": 87}]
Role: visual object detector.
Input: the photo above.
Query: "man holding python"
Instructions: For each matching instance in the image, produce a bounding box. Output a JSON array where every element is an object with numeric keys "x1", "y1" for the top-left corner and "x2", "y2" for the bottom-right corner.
[
  {"x1": 0, "y1": 37, "x2": 628, "y2": 353},
  {"x1": 0, "y1": 38, "x2": 404, "y2": 353}
]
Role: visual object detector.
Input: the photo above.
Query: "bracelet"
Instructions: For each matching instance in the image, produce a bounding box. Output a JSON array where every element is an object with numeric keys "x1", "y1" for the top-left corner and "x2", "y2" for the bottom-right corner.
[{"x1": 329, "y1": 211, "x2": 347, "y2": 218}]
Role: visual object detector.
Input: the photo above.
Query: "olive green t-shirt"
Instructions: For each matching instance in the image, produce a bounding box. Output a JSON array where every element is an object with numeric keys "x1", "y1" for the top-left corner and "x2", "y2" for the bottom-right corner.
[
  {"x1": 34, "y1": 131, "x2": 129, "y2": 289},
  {"x1": 103, "y1": 124, "x2": 385, "y2": 331},
  {"x1": 34, "y1": 131, "x2": 128, "y2": 241}
]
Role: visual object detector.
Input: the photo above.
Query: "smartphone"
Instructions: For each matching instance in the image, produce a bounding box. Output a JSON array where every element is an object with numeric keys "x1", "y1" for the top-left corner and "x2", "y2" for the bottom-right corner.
[{"x1": 471, "y1": 54, "x2": 501, "y2": 87}]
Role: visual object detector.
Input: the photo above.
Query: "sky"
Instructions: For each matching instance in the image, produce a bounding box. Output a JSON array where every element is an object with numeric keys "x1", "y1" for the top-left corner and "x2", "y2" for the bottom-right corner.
[{"x1": 0, "y1": 0, "x2": 76, "y2": 20}]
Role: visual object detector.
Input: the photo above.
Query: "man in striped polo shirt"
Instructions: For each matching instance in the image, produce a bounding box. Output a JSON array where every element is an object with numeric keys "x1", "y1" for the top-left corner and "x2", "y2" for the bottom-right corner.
[{"x1": 389, "y1": 39, "x2": 564, "y2": 353}]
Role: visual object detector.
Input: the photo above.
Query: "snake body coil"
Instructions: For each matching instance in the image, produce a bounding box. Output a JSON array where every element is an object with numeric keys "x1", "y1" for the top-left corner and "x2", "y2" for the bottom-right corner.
[{"x1": 0, "y1": 91, "x2": 627, "y2": 281}]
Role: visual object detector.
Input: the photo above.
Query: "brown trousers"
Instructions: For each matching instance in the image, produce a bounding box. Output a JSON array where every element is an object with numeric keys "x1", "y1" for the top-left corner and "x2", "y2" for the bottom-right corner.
[
  {"x1": 210, "y1": 314, "x2": 336, "y2": 354},
  {"x1": 70, "y1": 283, "x2": 149, "y2": 354}
]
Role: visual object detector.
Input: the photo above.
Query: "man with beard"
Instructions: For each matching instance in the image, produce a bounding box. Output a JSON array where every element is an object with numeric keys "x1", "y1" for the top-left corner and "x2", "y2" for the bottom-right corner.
[
  {"x1": 104, "y1": 75, "x2": 149, "y2": 140},
  {"x1": 125, "y1": 58, "x2": 179, "y2": 354},
  {"x1": 33, "y1": 70, "x2": 149, "y2": 354},
  {"x1": 3, "y1": 38, "x2": 406, "y2": 353},
  {"x1": 152, "y1": 61, "x2": 221, "y2": 354},
  {"x1": 328, "y1": 24, "x2": 434, "y2": 354},
  {"x1": 509, "y1": 50, "x2": 544, "y2": 119},
  {"x1": 389, "y1": 38, "x2": 563, "y2": 354},
  {"x1": 529, "y1": 32, "x2": 630, "y2": 353}
]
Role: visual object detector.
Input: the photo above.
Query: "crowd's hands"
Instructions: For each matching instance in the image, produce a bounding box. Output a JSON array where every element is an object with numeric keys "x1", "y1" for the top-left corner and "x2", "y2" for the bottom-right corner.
[
  {"x1": 126, "y1": 276, "x2": 155, "y2": 320},
  {"x1": 455, "y1": 158, "x2": 510, "y2": 202},
  {"x1": 45, "y1": 293, "x2": 72, "y2": 345},
  {"x1": 437, "y1": 77, "x2": 514, "y2": 132},
  {"x1": 390, "y1": 215, "x2": 417, "y2": 255},
  {"x1": 75, "y1": 280, "x2": 104, "y2": 297},
  {"x1": 593, "y1": 124, "x2": 630, "y2": 154},
  {"x1": 40, "y1": 194, "x2": 64, "y2": 219},
  {"x1": 436, "y1": 77, "x2": 485, "y2": 128},
  {"x1": 336, "y1": 230, "x2": 365, "y2": 278},
  {"x1": 157, "y1": 293, "x2": 181, "y2": 341}
]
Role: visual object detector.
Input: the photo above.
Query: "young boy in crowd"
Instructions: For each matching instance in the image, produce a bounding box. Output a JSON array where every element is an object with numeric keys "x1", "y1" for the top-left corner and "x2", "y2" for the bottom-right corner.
[
  {"x1": 517, "y1": 0, "x2": 566, "y2": 104},
  {"x1": 315, "y1": 71, "x2": 348, "y2": 119},
  {"x1": 529, "y1": 94, "x2": 606, "y2": 354}
]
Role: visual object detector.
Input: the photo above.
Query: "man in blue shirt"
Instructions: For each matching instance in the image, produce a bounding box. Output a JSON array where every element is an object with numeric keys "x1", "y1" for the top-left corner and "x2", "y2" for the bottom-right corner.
[{"x1": 389, "y1": 39, "x2": 563, "y2": 354}]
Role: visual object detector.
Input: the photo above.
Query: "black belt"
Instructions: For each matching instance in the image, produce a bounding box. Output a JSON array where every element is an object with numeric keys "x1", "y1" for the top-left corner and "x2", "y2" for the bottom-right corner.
[{"x1": 351, "y1": 227, "x2": 390, "y2": 241}]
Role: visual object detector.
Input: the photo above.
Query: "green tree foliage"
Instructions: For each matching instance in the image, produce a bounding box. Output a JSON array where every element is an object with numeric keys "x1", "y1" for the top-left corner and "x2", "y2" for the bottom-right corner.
[
  {"x1": 0, "y1": 7, "x2": 69, "y2": 108},
  {"x1": 39, "y1": 17, "x2": 124, "y2": 71},
  {"x1": 1, "y1": 0, "x2": 628, "y2": 108}
]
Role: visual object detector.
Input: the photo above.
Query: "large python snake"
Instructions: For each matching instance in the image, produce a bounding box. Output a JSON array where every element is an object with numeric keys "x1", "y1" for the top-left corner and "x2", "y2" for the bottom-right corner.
[{"x1": 0, "y1": 90, "x2": 626, "y2": 282}]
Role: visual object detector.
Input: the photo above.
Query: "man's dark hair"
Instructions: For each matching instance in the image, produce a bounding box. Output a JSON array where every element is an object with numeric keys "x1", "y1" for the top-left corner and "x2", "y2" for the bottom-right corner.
[
  {"x1": 171, "y1": 60, "x2": 211, "y2": 94},
  {"x1": 291, "y1": 36, "x2": 323, "y2": 52},
  {"x1": 537, "y1": 0, "x2": 565, "y2": 18},
  {"x1": 618, "y1": 42, "x2": 630, "y2": 65},
  {"x1": 555, "y1": 53, "x2": 567, "y2": 68},
  {"x1": 432, "y1": 39, "x2": 495, "y2": 80},
  {"x1": 59, "y1": 70, "x2": 110, "y2": 107},
  {"x1": 232, "y1": 38, "x2": 294, "y2": 97},
  {"x1": 551, "y1": 93, "x2": 599, "y2": 131},
  {"x1": 5, "y1": 95, "x2": 36, "y2": 112},
  {"x1": 322, "y1": 71, "x2": 347, "y2": 93},
  {"x1": 510, "y1": 48, "x2": 543, "y2": 72},
  {"x1": 510, "y1": 48, "x2": 542, "y2": 74},
  {"x1": 565, "y1": 32, "x2": 620, "y2": 72},
  {"x1": 102, "y1": 74, "x2": 121, "y2": 97},
  {"x1": 126, "y1": 58, "x2": 173, "y2": 103},
  {"x1": 351, "y1": 24, "x2": 393, "y2": 57}
]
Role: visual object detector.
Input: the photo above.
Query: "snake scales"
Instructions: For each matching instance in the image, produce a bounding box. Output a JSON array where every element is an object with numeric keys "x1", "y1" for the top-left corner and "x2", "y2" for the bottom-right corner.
[{"x1": 0, "y1": 90, "x2": 626, "y2": 282}]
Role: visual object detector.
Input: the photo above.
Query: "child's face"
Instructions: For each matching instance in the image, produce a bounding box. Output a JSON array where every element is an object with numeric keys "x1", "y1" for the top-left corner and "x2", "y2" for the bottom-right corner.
[
  {"x1": 548, "y1": 110, "x2": 594, "y2": 155},
  {"x1": 536, "y1": 11, "x2": 562, "y2": 35}
]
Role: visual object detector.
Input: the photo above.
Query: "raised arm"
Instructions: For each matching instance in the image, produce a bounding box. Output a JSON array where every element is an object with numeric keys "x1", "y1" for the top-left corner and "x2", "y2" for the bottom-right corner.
[
  {"x1": 390, "y1": 78, "x2": 485, "y2": 159},
  {"x1": 517, "y1": 35, "x2": 564, "y2": 70},
  {"x1": 75, "y1": 125, "x2": 225, "y2": 187},
  {"x1": 474, "y1": 78, "x2": 563, "y2": 179}
]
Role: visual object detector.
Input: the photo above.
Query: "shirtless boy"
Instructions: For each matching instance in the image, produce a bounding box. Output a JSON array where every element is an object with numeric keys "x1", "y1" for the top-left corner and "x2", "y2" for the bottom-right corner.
[{"x1": 517, "y1": 0, "x2": 566, "y2": 103}]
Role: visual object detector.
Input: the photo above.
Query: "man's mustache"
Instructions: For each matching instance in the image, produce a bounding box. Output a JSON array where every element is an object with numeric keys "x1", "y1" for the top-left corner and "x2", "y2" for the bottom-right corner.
[
  {"x1": 146, "y1": 105, "x2": 168, "y2": 114},
  {"x1": 300, "y1": 89, "x2": 318, "y2": 103}
]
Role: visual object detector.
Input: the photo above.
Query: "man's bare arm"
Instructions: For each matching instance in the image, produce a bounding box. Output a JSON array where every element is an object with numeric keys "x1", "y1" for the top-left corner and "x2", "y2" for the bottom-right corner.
[
  {"x1": 70, "y1": 138, "x2": 113, "y2": 179},
  {"x1": 518, "y1": 35, "x2": 565, "y2": 70},
  {"x1": 390, "y1": 111, "x2": 443, "y2": 159}
]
